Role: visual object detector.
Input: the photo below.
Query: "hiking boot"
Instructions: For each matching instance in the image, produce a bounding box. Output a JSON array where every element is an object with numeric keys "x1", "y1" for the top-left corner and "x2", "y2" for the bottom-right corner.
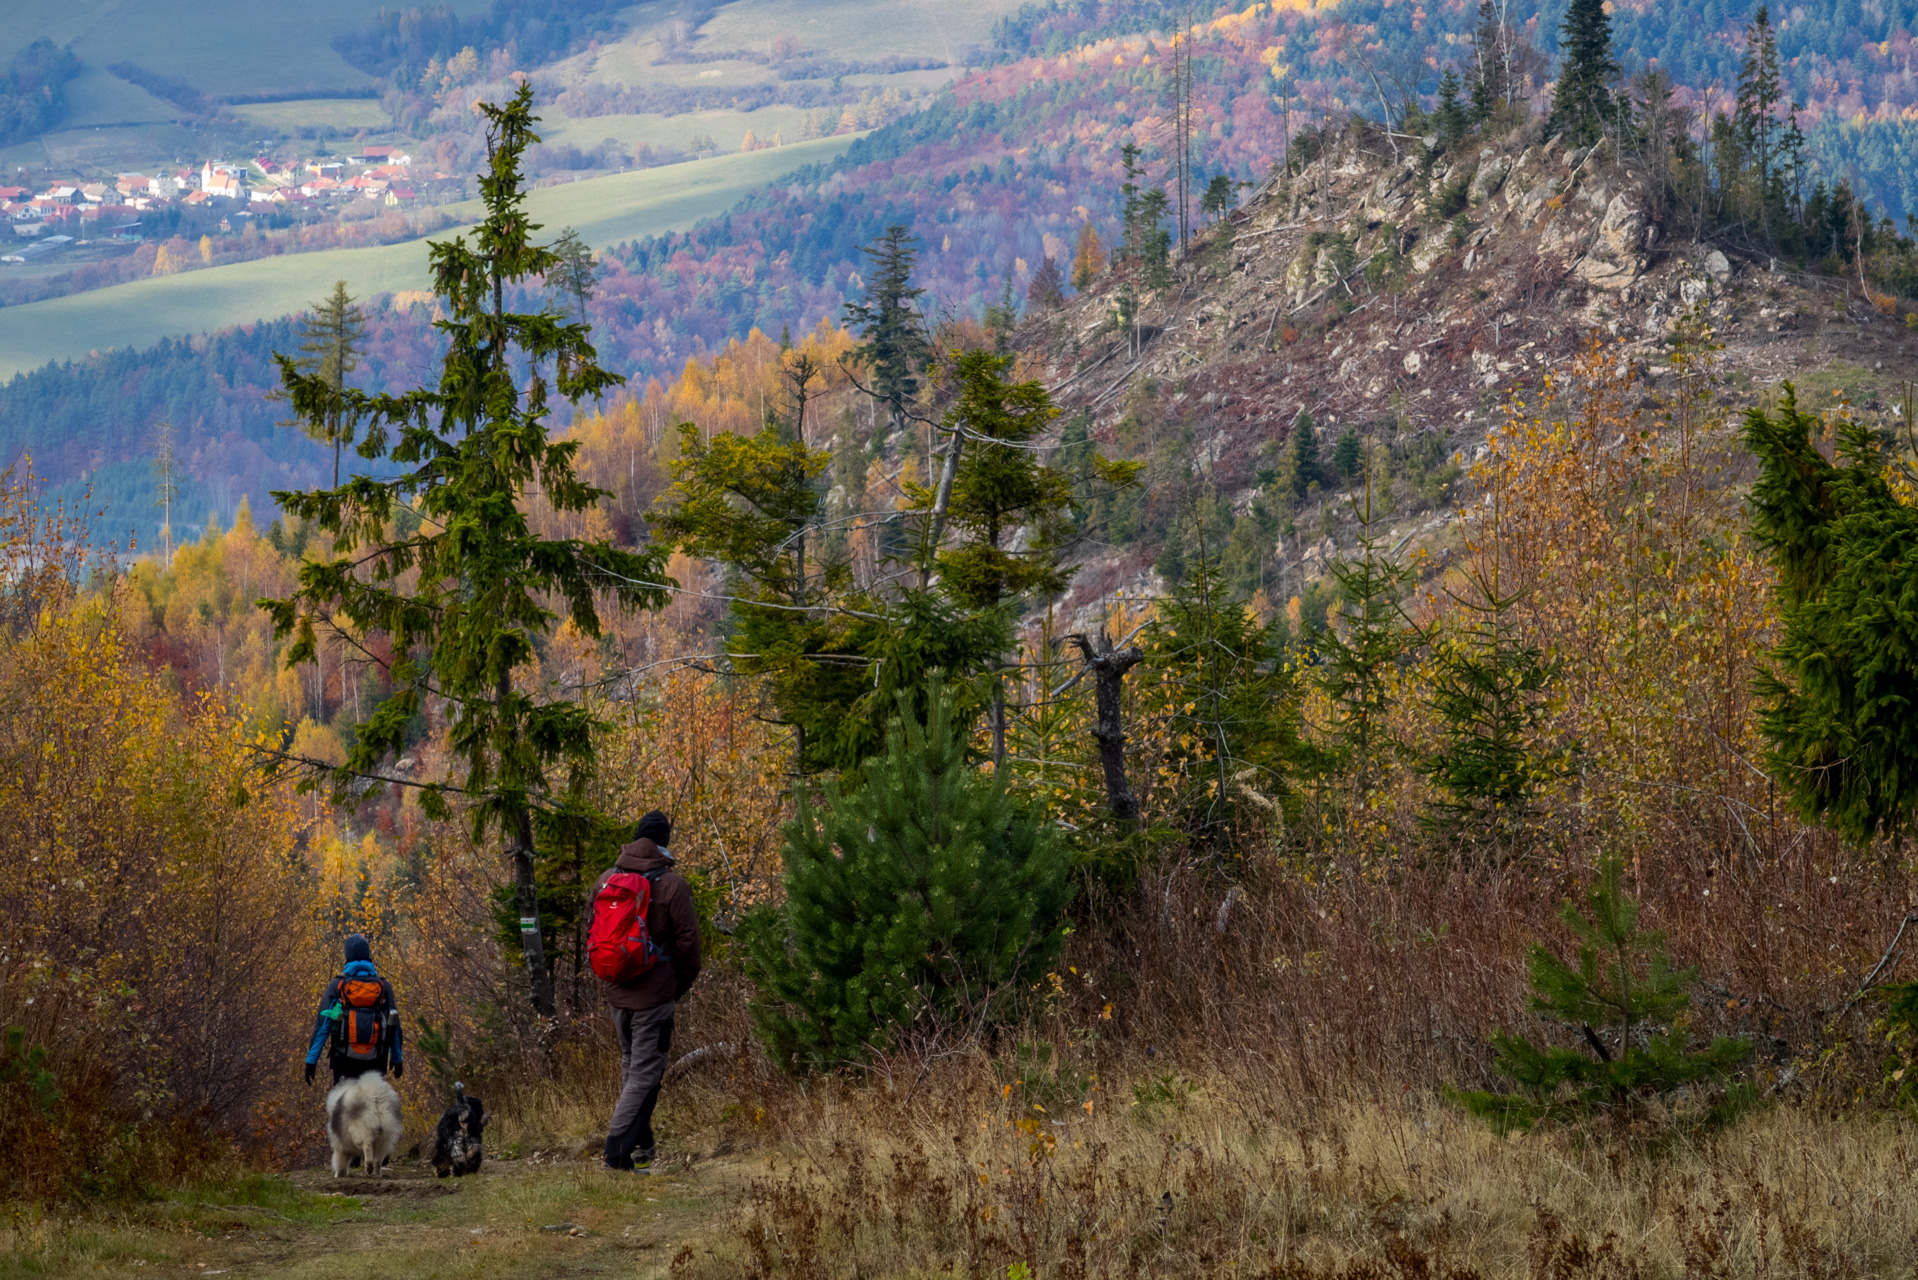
[{"x1": 632, "y1": 1149, "x2": 656, "y2": 1175}]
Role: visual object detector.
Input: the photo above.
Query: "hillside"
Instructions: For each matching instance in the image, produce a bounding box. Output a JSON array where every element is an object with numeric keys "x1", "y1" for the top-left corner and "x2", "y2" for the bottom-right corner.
[
  {"x1": 7, "y1": 0, "x2": 1918, "y2": 545},
  {"x1": 0, "y1": 135, "x2": 857, "y2": 382},
  {"x1": 1026, "y1": 113, "x2": 1918, "y2": 625},
  {"x1": 0, "y1": 138, "x2": 854, "y2": 544}
]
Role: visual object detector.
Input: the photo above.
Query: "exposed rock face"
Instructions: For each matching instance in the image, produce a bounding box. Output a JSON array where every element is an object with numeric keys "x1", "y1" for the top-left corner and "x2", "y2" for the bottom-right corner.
[
  {"x1": 1576, "y1": 192, "x2": 1650, "y2": 290},
  {"x1": 1411, "y1": 232, "x2": 1448, "y2": 274},
  {"x1": 1024, "y1": 119, "x2": 1918, "y2": 623},
  {"x1": 1468, "y1": 154, "x2": 1511, "y2": 206}
]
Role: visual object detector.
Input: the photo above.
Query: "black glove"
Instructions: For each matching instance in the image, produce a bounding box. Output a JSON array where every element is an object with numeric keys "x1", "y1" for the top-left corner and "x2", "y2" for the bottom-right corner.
[
  {"x1": 391, "y1": 1062, "x2": 403, "y2": 1080},
  {"x1": 304, "y1": 1061, "x2": 316, "y2": 1086}
]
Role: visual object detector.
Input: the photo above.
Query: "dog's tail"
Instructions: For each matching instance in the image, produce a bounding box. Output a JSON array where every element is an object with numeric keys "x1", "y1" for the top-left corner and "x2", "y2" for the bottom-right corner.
[{"x1": 454, "y1": 1080, "x2": 465, "y2": 1101}]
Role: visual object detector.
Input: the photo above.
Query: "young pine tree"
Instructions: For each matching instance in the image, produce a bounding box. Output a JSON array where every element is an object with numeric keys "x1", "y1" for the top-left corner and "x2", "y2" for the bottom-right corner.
[
  {"x1": 1450, "y1": 857, "x2": 1751, "y2": 1133},
  {"x1": 1743, "y1": 385, "x2": 1918, "y2": 846},
  {"x1": 262, "y1": 86, "x2": 672, "y2": 1017},
  {"x1": 740, "y1": 676, "x2": 1073, "y2": 1071},
  {"x1": 1548, "y1": 0, "x2": 1620, "y2": 147}
]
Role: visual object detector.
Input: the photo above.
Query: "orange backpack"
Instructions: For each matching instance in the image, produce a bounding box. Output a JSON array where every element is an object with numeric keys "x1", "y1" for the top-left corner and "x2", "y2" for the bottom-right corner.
[{"x1": 334, "y1": 977, "x2": 387, "y2": 1065}]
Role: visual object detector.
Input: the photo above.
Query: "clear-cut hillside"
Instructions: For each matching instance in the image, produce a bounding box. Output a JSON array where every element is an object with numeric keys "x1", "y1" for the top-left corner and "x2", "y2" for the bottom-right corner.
[{"x1": 1031, "y1": 116, "x2": 1918, "y2": 620}]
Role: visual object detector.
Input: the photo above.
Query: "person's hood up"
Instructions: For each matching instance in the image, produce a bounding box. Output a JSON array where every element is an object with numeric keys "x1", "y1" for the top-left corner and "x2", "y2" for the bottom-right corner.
[
  {"x1": 615, "y1": 837, "x2": 674, "y2": 873},
  {"x1": 344, "y1": 933, "x2": 372, "y2": 965}
]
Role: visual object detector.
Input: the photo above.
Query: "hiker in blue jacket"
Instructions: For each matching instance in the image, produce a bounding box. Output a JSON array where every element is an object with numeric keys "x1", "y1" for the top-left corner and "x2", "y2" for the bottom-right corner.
[{"x1": 304, "y1": 933, "x2": 404, "y2": 1086}]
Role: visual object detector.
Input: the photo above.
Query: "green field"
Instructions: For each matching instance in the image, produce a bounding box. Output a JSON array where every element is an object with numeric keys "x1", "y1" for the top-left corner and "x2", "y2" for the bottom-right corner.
[
  {"x1": 231, "y1": 99, "x2": 397, "y2": 133},
  {"x1": 696, "y1": 0, "x2": 1017, "y2": 66},
  {"x1": 0, "y1": 136, "x2": 855, "y2": 380},
  {"x1": 538, "y1": 105, "x2": 816, "y2": 155},
  {"x1": 2, "y1": 0, "x2": 489, "y2": 96}
]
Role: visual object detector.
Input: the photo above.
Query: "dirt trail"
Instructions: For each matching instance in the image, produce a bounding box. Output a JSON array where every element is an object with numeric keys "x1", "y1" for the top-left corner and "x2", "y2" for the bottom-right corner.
[{"x1": 3, "y1": 1154, "x2": 748, "y2": 1280}]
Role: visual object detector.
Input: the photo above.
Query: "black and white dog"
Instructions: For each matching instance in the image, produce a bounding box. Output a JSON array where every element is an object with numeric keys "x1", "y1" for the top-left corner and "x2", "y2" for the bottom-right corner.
[{"x1": 430, "y1": 1081, "x2": 486, "y2": 1178}]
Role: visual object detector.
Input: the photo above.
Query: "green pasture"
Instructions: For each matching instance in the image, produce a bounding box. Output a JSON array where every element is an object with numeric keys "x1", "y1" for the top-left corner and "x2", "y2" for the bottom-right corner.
[
  {"x1": 0, "y1": 136, "x2": 855, "y2": 379},
  {"x1": 231, "y1": 99, "x2": 396, "y2": 133},
  {"x1": 538, "y1": 105, "x2": 817, "y2": 155},
  {"x1": 2, "y1": 0, "x2": 489, "y2": 97},
  {"x1": 698, "y1": 0, "x2": 1022, "y2": 66}
]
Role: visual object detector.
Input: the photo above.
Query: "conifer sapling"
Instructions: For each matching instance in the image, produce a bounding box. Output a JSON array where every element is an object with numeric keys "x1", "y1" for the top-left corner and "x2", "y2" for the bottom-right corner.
[
  {"x1": 740, "y1": 676, "x2": 1073, "y2": 1071},
  {"x1": 1450, "y1": 857, "x2": 1750, "y2": 1133}
]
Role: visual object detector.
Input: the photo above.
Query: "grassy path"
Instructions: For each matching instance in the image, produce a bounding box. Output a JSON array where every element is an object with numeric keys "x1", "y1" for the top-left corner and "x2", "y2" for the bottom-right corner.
[{"x1": 0, "y1": 1155, "x2": 744, "y2": 1280}]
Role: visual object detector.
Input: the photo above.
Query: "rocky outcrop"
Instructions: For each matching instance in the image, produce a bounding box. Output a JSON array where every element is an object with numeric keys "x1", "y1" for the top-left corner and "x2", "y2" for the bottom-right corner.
[{"x1": 1575, "y1": 191, "x2": 1650, "y2": 290}]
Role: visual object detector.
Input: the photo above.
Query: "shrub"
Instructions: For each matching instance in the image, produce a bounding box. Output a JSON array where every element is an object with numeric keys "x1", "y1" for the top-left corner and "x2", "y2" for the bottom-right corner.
[{"x1": 741, "y1": 676, "x2": 1073, "y2": 1071}]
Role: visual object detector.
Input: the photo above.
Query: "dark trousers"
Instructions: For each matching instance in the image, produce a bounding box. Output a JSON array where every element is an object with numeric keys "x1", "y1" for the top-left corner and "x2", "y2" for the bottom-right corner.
[{"x1": 604, "y1": 1002, "x2": 675, "y2": 1168}]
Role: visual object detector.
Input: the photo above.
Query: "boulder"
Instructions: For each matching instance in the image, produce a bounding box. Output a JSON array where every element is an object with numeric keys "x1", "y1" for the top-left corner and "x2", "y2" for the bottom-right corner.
[
  {"x1": 1703, "y1": 249, "x2": 1732, "y2": 282},
  {"x1": 1575, "y1": 192, "x2": 1649, "y2": 290},
  {"x1": 1411, "y1": 233, "x2": 1448, "y2": 274},
  {"x1": 1285, "y1": 247, "x2": 1314, "y2": 296},
  {"x1": 1468, "y1": 154, "x2": 1512, "y2": 206},
  {"x1": 1402, "y1": 350, "x2": 1423, "y2": 375}
]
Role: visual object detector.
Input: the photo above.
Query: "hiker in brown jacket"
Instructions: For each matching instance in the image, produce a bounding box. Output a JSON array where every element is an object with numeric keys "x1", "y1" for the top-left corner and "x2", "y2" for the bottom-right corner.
[{"x1": 590, "y1": 810, "x2": 702, "y2": 1173}]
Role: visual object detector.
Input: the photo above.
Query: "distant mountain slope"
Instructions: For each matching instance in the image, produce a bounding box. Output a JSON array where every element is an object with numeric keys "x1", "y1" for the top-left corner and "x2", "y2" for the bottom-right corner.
[
  {"x1": 0, "y1": 139, "x2": 856, "y2": 545},
  {"x1": 7, "y1": 0, "x2": 1918, "y2": 544}
]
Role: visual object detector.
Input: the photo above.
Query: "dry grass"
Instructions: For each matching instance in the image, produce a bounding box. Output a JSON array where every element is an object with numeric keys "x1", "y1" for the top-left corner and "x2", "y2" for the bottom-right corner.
[{"x1": 653, "y1": 1072, "x2": 1918, "y2": 1279}]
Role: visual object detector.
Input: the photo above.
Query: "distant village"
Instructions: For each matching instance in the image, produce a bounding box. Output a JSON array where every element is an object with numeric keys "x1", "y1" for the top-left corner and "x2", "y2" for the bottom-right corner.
[{"x1": 0, "y1": 145, "x2": 458, "y2": 265}]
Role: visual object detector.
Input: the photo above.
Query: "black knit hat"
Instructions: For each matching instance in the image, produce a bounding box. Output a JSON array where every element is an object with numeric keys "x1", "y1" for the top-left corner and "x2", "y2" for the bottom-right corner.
[
  {"x1": 634, "y1": 810, "x2": 672, "y2": 846},
  {"x1": 344, "y1": 933, "x2": 372, "y2": 964}
]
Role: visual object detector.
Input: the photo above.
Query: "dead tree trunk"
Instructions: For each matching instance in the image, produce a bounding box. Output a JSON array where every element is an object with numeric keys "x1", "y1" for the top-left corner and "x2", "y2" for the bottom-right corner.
[{"x1": 1066, "y1": 631, "x2": 1144, "y2": 827}]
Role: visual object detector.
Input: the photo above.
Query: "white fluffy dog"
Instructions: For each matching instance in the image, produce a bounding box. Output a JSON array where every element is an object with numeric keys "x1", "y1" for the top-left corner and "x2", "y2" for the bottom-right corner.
[{"x1": 326, "y1": 1072, "x2": 403, "y2": 1178}]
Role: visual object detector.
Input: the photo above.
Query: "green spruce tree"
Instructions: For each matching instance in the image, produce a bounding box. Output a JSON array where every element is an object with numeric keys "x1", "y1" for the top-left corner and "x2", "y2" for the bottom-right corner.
[
  {"x1": 290, "y1": 280, "x2": 368, "y2": 488},
  {"x1": 1548, "y1": 0, "x2": 1620, "y2": 147},
  {"x1": 1421, "y1": 561, "x2": 1571, "y2": 859},
  {"x1": 1743, "y1": 385, "x2": 1918, "y2": 846},
  {"x1": 843, "y1": 225, "x2": 932, "y2": 439},
  {"x1": 740, "y1": 676, "x2": 1073, "y2": 1071},
  {"x1": 936, "y1": 350, "x2": 1075, "y2": 611},
  {"x1": 1450, "y1": 857, "x2": 1751, "y2": 1133},
  {"x1": 1277, "y1": 408, "x2": 1326, "y2": 502},
  {"x1": 1314, "y1": 469, "x2": 1412, "y2": 803},
  {"x1": 1145, "y1": 507, "x2": 1302, "y2": 852},
  {"x1": 1435, "y1": 67, "x2": 1470, "y2": 148},
  {"x1": 1120, "y1": 140, "x2": 1173, "y2": 294},
  {"x1": 1330, "y1": 427, "x2": 1363, "y2": 481},
  {"x1": 261, "y1": 85, "x2": 672, "y2": 1017}
]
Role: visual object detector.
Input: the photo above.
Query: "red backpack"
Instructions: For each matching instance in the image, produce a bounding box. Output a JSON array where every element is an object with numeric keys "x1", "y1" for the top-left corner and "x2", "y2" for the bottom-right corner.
[{"x1": 588, "y1": 869, "x2": 669, "y2": 984}]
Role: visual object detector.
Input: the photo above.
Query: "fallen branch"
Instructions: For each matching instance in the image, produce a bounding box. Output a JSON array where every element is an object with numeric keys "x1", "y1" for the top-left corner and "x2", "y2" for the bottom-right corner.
[{"x1": 664, "y1": 1041, "x2": 739, "y2": 1082}]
